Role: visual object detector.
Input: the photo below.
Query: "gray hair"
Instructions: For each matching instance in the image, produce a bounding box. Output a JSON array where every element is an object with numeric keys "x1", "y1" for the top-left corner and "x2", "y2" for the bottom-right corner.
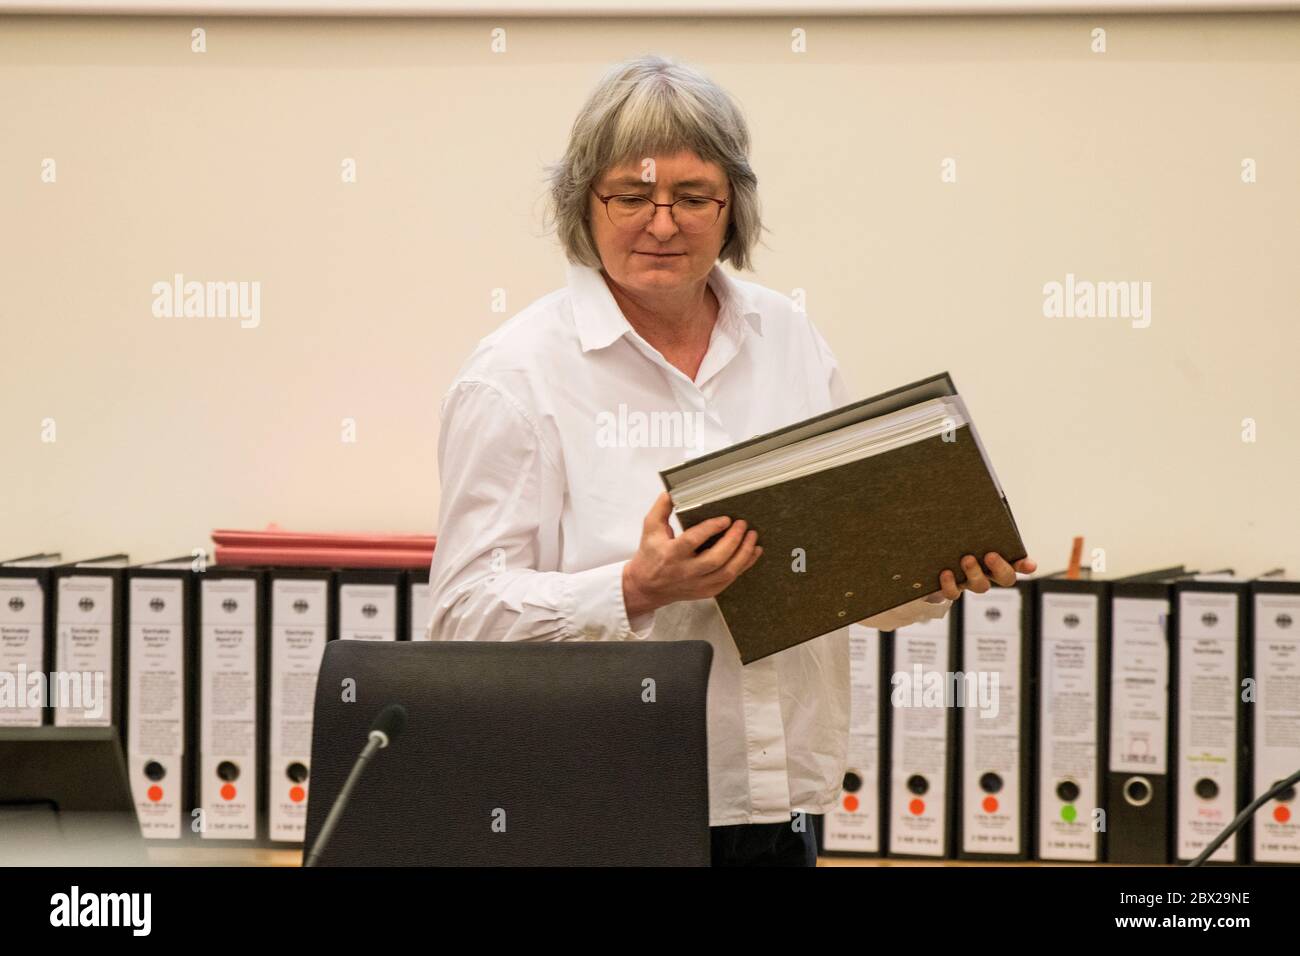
[{"x1": 543, "y1": 54, "x2": 764, "y2": 272}]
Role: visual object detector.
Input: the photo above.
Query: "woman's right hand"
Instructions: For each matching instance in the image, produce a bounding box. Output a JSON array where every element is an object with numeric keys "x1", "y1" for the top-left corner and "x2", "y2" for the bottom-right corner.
[{"x1": 622, "y1": 492, "x2": 762, "y2": 619}]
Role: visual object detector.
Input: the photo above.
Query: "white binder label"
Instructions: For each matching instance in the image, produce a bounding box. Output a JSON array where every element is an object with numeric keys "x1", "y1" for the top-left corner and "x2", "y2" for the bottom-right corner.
[
  {"x1": 409, "y1": 581, "x2": 432, "y2": 642},
  {"x1": 1110, "y1": 597, "x2": 1170, "y2": 775},
  {"x1": 1038, "y1": 592, "x2": 1100, "y2": 861},
  {"x1": 1252, "y1": 591, "x2": 1300, "y2": 863},
  {"x1": 54, "y1": 575, "x2": 114, "y2": 727},
  {"x1": 823, "y1": 624, "x2": 881, "y2": 853},
  {"x1": 338, "y1": 583, "x2": 398, "y2": 642},
  {"x1": 889, "y1": 614, "x2": 951, "y2": 857},
  {"x1": 200, "y1": 577, "x2": 259, "y2": 840},
  {"x1": 961, "y1": 587, "x2": 1023, "y2": 856},
  {"x1": 127, "y1": 577, "x2": 186, "y2": 839},
  {"x1": 1177, "y1": 590, "x2": 1240, "y2": 862},
  {"x1": 0, "y1": 578, "x2": 46, "y2": 727},
  {"x1": 269, "y1": 578, "x2": 328, "y2": 842}
]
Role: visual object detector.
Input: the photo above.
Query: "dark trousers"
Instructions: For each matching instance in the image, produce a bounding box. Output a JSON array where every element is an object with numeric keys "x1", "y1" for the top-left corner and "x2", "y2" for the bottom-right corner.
[{"x1": 710, "y1": 814, "x2": 818, "y2": 867}]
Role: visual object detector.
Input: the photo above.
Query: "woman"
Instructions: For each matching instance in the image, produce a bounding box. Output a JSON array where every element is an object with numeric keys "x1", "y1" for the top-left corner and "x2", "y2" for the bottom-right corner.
[{"x1": 427, "y1": 54, "x2": 1035, "y2": 866}]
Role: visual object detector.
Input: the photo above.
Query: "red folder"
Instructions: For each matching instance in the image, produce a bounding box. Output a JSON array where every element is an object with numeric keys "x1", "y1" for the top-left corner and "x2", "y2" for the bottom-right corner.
[
  {"x1": 212, "y1": 529, "x2": 437, "y2": 551},
  {"x1": 213, "y1": 546, "x2": 433, "y2": 570}
]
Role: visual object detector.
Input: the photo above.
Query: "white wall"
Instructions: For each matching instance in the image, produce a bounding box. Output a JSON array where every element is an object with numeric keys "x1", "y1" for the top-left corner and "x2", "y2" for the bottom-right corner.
[{"x1": 2, "y1": 12, "x2": 1297, "y2": 575}]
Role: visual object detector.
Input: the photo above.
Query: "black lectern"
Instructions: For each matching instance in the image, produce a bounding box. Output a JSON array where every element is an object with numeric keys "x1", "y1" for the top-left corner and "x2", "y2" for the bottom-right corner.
[
  {"x1": 303, "y1": 639, "x2": 713, "y2": 866},
  {"x1": 0, "y1": 726, "x2": 145, "y2": 865}
]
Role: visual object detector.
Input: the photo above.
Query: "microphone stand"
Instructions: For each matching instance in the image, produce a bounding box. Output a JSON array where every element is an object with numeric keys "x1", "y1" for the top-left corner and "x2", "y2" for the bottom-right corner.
[
  {"x1": 1187, "y1": 766, "x2": 1300, "y2": 866},
  {"x1": 303, "y1": 728, "x2": 392, "y2": 868}
]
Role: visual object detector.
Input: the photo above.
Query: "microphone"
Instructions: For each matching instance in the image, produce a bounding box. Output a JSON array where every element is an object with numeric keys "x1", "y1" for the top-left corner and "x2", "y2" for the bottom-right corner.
[
  {"x1": 304, "y1": 703, "x2": 407, "y2": 868},
  {"x1": 1186, "y1": 766, "x2": 1300, "y2": 866},
  {"x1": 368, "y1": 702, "x2": 407, "y2": 750}
]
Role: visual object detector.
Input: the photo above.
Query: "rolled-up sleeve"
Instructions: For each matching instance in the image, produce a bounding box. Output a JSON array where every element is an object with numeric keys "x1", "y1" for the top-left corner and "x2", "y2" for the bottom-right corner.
[{"x1": 426, "y1": 379, "x2": 646, "y2": 643}]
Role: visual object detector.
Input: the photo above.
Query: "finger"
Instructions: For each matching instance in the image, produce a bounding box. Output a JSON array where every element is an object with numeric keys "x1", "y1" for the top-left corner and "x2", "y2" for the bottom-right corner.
[
  {"x1": 1014, "y1": 557, "x2": 1037, "y2": 574},
  {"x1": 962, "y1": 554, "x2": 991, "y2": 593},
  {"x1": 705, "y1": 529, "x2": 760, "y2": 584},
  {"x1": 689, "y1": 519, "x2": 748, "y2": 573},
  {"x1": 939, "y1": 569, "x2": 963, "y2": 601},
  {"x1": 675, "y1": 514, "x2": 733, "y2": 552},
  {"x1": 643, "y1": 492, "x2": 675, "y2": 538},
  {"x1": 983, "y1": 552, "x2": 1017, "y2": 587}
]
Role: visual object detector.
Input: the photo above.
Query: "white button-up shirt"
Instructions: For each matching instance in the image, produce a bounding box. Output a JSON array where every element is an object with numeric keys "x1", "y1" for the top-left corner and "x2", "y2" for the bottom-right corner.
[{"x1": 427, "y1": 259, "x2": 952, "y2": 826}]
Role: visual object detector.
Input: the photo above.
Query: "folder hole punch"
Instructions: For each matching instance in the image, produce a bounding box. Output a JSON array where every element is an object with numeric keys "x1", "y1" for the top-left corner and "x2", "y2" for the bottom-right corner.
[{"x1": 1123, "y1": 776, "x2": 1154, "y2": 808}]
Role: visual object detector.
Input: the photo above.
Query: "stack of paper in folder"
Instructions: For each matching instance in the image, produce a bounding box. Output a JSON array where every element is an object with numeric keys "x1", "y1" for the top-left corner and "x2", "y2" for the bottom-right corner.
[
  {"x1": 661, "y1": 371, "x2": 1026, "y2": 664},
  {"x1": 212, "y1": 527, "x2": 436, "y2": 569}
]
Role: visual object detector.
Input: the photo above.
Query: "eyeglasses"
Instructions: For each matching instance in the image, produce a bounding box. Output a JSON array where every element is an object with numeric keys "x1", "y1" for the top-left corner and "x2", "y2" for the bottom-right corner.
[{"x1": 590, "y1": 186, "x2": 727, "y2": 234}]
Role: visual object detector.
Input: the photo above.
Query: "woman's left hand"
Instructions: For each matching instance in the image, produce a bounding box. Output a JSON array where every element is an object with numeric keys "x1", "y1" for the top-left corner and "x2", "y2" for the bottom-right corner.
[{"x1": 934, "y1": 552, "x2": 1038, "y2": 601}]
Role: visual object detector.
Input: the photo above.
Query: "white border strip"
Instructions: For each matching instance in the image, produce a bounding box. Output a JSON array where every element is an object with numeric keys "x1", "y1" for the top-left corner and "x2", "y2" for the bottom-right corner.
[{"x1": 2, "y1": 0, "x2": 1297, "y2": 15}]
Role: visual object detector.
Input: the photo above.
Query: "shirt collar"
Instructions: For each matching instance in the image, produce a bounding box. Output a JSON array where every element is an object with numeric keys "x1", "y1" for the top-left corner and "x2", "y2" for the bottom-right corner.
[{"x1": 567, "y1": 259, "x2": 763, "y2": 353}]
